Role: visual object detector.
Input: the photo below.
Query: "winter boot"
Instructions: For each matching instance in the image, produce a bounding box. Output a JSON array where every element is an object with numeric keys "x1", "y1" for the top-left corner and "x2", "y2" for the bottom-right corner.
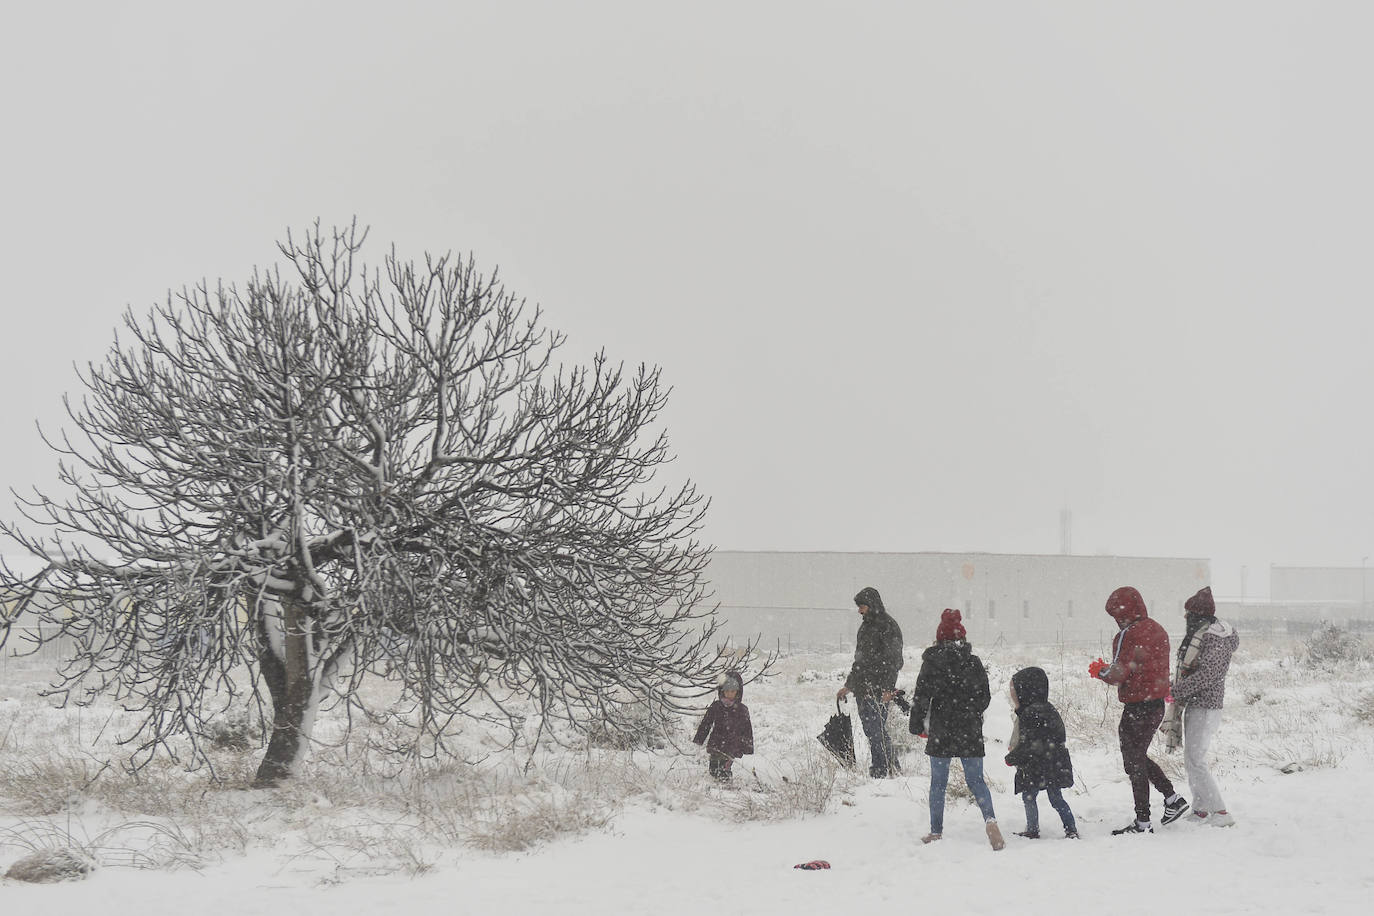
[
  {"x1": 1064, "y1": 827, "x2": 1079, "y2": 839},
  {"x1": 1161, "y1": 795, "x2": 1190, "y2": 825},
  {"x1": 1111, "y1": 820, "x2": 1153, "y2": 835},
  {"x1": 1014, "y1": 829, "x2": 1040, "y2": 839},
  {"x1": 985, "y1": 819, "x2": 1005, "y2": 851},
  {"x1": 920, "y1": 833, "x2": 942, "y2": 844}
]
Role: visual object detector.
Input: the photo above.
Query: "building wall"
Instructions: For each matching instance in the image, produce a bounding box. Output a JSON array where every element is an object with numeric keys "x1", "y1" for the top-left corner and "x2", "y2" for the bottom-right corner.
[
  {"x1": 705, "y1": 550, "x2": 1210, "y2": 652},
  {"x1": 1214, "y1": 599, "x2": 1374, "y2": 634},
  {"x1": 1270, "y1": 566, "x2": 1374, "y2": 606}
]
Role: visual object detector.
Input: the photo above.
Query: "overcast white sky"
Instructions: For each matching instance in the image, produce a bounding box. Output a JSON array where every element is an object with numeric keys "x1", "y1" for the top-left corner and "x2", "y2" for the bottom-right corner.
[{"x1": 2, "y1": 1, "x2": 1371, "y2": 599}]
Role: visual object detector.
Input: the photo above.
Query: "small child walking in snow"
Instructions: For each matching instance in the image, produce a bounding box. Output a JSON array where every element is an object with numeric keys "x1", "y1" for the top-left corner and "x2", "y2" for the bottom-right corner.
[
  {"x1": 692, "y1": 671, "x2": 754, "y2": 780},
  {"x1": 1005, "y1": 666, "x2": 1078, "y2": 839}
]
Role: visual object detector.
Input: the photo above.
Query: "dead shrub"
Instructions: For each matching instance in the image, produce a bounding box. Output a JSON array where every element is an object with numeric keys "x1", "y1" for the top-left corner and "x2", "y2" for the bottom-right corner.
[
  {"x1": 202, "y1": 706, "x2": 263, "y2": 751},
  {"x1": 4, "y1": 847, "x2": 95, "y2": 883},
  {"x1": 1304, "y1": 622, "x2": 1371, "y2": 666},
  {"x1": 1353, "y1": 690, "x2": 1374, "y2": 725},
  {"x1": 462, "y1": 792, "x2": 613, "y2": 852},
  {"x1": 724, "y1": 753, "x2": 842, "y2": 822}
]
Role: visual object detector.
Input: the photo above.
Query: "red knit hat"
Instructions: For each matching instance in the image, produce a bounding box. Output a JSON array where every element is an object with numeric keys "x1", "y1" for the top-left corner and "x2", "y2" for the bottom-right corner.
[
  {"x1": 936, "y1": 608, "x2": 966, "y2": 642},
  {"x1": 1184, "y1": 586, "x2": 1215, "y2": 616}
]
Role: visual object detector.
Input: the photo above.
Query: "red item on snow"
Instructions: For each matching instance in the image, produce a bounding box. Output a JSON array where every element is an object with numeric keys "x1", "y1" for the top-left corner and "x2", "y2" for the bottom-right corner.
[{"x1": 794, "y1": 860, "x2": 831, "y2": 870}]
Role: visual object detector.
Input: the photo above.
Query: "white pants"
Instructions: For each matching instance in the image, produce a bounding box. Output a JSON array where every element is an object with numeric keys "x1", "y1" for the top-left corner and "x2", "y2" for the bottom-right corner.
[{"x1": 1182, "y1": 705, "x2": 1227, "y2": 813}]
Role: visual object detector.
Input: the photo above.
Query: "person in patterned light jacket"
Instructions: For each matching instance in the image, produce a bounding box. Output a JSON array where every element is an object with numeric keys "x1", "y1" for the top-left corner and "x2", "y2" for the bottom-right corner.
[{"x1": 1170, "y1": 586, "x2": 1240, "y2": 827}]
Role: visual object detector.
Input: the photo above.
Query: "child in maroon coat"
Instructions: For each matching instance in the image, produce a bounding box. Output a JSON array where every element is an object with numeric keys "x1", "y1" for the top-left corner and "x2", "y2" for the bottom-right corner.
[{"x1": 692, "y1": 671, "x2": 754, "y2": 779}]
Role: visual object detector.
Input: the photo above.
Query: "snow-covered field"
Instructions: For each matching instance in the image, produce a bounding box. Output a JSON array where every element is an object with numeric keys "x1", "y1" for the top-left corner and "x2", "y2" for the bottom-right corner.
[{"x1": 2, "y1": 632, "x2": 1372, "y2": 915}]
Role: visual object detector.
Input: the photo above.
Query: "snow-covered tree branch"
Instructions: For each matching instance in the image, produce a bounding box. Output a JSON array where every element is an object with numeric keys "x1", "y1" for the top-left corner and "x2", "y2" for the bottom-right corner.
[{"x1": 0, "y1": 221, "x2": 759, "y2": 785}]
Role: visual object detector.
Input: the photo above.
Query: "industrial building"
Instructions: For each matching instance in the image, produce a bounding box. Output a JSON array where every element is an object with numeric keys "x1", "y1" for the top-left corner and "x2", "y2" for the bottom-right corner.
[
  {"x1": 1213, "y1": 564, "x2": 1374, "y2": 635},
  {"x1": 705, "y1": 550, "x2": 1211, "y2": 652}
]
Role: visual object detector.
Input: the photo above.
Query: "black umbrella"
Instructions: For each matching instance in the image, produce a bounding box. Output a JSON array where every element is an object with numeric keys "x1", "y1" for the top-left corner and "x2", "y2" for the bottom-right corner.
[{"x1": 817, "y1": 698, "x2": 856, "y2": 767}]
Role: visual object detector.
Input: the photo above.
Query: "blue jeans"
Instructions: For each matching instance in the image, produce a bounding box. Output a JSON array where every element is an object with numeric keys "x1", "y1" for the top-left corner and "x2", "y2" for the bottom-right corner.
[
  {"x1": 856, "y1": 697, "x2": 898, "y2": 777},
  {"x1": 928, "y1": 756, "x2": 996, "y2": 834},
  {"x1": 1022, "y1": 787, "x2": 1076, "y2": 834}
]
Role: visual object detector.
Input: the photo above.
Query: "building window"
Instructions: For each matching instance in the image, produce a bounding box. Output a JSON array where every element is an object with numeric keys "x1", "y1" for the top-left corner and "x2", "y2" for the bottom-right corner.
[
  {"x1": 988, "y1": 599, "x2": 996, "y2": 619},
  {"x1": 1022, "y1": 599, "x2": 1030, "y2": 619}
]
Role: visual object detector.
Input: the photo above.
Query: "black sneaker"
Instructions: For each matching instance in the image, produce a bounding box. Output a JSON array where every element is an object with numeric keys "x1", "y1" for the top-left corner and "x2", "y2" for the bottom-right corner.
[
  {"x1": 1064, "y1": 827, "x2": 1079, "y2": 839},
  {"x1": 1014, "y1": 829, "x2": 1040, "y2": 839},
  {"x1": 1161, "y1": 796, "x2": 1190, "y2": 825},
  {"x1": 1111, "y1": 821, "x2": 1153, "y2": 835}
]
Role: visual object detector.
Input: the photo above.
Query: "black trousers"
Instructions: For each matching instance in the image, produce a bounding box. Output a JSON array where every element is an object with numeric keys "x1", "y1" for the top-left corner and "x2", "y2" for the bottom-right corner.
[{"x1": 1118, "y1": 699, "x2": 1175, "y2": 821}]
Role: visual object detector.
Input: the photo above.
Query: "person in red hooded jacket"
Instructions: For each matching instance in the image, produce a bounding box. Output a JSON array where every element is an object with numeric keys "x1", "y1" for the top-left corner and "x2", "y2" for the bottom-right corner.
[{"x1": 1089, "y1": 586, "x2": 1188, "y2": 834}]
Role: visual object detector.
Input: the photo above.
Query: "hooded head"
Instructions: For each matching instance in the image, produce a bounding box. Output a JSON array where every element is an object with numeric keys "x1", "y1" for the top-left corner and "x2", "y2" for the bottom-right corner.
[
  {"x1": 935, "y1": 608, "x2": 966, "y2": 642},
  {"x1": 718, "y1": 670, "x2": 744, "y2": 702},
  {"x1": 854, "y1": 586, "x2": 886, "y2": 615},
  {"x1": 1105, "y1": 586, "x2": 1148, "y2": 626},
  {"x1": 1011, "y1": 666, "x2": 1050, "y2": 707}
]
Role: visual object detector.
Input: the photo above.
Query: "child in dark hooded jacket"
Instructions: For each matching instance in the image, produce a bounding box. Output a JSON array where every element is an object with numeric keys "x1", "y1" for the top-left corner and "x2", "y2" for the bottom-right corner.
[
  {"x1": 1005, "y1": 666, "x2": 1078, "y2": 839},
  {"x1": 693, "y1": 671, "x2": 754, "y2": 779}
]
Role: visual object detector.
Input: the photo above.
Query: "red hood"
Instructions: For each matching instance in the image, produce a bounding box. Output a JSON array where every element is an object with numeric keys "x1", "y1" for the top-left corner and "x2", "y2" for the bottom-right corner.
[{"x1": 1105, "y1": 586, "x2": 1149, "y2": 626}]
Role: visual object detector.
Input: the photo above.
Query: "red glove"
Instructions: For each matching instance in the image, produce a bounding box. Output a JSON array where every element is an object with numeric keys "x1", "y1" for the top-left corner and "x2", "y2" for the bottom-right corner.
[{"x1": 1088, "y1": 657, "x2": 1106, "y2": 679}]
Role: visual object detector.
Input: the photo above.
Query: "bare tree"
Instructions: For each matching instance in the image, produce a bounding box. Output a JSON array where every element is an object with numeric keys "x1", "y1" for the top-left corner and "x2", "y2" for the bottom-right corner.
[{"x1": 0, "y1": 222, "x2": 759, "y2": 785}]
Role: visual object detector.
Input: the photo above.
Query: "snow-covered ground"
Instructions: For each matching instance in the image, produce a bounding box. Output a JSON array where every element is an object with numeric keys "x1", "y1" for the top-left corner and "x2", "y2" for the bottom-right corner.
[{"x1": 2, "y1": 633, "x2": 1371, "y2": 914}]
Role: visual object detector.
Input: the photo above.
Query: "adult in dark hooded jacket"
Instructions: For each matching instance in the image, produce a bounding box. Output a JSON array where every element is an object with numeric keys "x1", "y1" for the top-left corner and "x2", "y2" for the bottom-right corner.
[
  {"x1": 693, "y1": 670, "x2": 753, "y2": 779},
  {"x1": 908, "y1": 609, "x2": 1003, "y2": 850},
  {"x1": 1090, "y1": 586, "x2": 1187, "y2": 833},
  {"x1": 1005, "y1": 666, "x2": 1077, "y2": 839},
  {"x1": 837, "y1": 586, "x2": 903, "y2": 777}
]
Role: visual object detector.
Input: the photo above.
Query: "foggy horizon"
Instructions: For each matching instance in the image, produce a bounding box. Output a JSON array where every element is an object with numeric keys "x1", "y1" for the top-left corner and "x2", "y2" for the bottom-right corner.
[{"x1": 3, "y1": 2, "x2": 1371, "y2": 601}]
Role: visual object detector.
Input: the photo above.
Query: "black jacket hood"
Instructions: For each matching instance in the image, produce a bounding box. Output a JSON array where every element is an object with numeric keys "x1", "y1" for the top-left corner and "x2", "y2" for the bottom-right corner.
[
  {"x1": 1011, "y1": 666, "x2": 1050, "y2": 707},
  {"x1": 854, "y1": 586, "x2": 887, "y2": 615}
]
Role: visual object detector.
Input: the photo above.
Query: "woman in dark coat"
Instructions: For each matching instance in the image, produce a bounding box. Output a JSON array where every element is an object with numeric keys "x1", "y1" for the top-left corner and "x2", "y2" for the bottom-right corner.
[
  {"x1": 1005, "y1": 666, "x2": 1078, "y2": 838},
  {"x1": 908, "y1": 609, "x2": 1003, "y2": 850}
]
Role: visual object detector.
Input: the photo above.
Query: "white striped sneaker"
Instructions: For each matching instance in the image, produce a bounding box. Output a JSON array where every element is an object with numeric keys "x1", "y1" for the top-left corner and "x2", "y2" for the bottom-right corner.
[{"x1": 1161, "y1": 795, "x2": 1190, "y2": 825}]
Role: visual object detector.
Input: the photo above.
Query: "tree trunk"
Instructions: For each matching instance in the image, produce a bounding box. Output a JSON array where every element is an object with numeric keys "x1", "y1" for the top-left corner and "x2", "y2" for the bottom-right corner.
[{"x1": 254, "y1": 597, "x2": 314, "y2": 786}]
